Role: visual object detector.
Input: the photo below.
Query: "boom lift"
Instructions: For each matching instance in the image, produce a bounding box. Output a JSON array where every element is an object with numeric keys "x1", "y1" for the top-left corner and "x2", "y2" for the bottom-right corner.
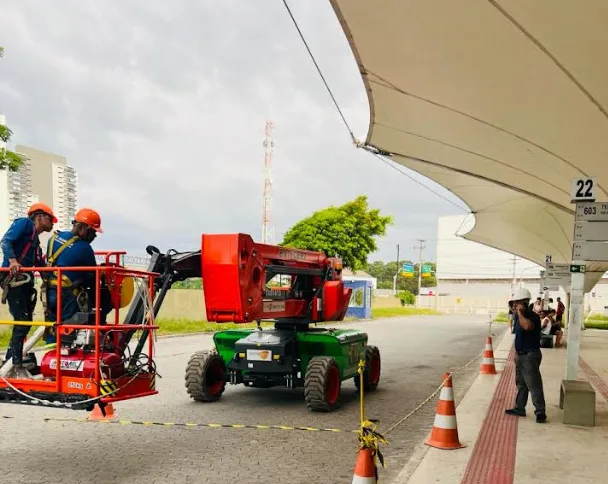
[
  {"x1": 0, "y1": 251, "x2": 160, "y2": 411},
  {"x1": 0, "y1": 233, "x2": 381, "y2": 413}
]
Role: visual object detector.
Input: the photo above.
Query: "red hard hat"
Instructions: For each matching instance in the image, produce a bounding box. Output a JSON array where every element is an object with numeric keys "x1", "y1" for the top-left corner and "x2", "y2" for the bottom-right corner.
[
  {"x1": 28, "y1": 202, "x2": 58, "y2": 223},
  {"x1": 74, "y1": 208, "x2": 103, "y2": 233}
]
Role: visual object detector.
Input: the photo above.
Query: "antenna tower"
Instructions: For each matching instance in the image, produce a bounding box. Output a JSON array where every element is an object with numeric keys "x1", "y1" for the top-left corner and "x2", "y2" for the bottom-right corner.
[{"x1": 262, "y1": 120, "x2": 275, "y2": 244}]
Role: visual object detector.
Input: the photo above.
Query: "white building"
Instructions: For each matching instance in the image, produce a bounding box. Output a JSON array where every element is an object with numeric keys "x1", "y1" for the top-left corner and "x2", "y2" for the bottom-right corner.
[
  {"x1": 433, "y1": 214, "x2": 608, "y2": 315},
  {"x1": 0, "y1": 114, "x2": 79, "y2": 247},
  {"x1": 436, "y1": 214, "x2": 542, "y2": 281}
]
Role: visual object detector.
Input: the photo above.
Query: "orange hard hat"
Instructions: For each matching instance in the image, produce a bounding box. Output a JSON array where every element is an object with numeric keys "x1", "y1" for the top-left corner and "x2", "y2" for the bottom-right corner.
[
  {"x1": 28, "y1": 202, "x2": 58, "y2": 223},
  {"x1": 74, "y1": 208, "x2": 103, "y2": 233}
]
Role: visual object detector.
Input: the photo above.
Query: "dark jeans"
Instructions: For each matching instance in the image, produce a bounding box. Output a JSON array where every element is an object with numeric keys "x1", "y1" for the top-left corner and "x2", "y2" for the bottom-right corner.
[
  {"x1": 515, "y1": 349, "x2": 546, "y2": 415},
  {"x1": 44, "y1": 287, "x2": 80, "y2": 344},
  {"x1": 5, "y1": 284, "x2": 36, "y2": 365}
]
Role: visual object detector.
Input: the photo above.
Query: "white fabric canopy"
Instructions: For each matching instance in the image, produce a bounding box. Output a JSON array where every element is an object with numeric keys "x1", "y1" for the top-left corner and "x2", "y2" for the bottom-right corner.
[{"x1": 329, "y1": 0, "x2": 608, "y2": 291}]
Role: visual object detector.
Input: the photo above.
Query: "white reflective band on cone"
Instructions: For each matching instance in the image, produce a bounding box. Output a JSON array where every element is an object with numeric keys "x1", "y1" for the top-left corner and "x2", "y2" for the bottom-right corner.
[
  {"x1": 352, "y1": 476, "x2": 376, "y2": 484},
  {"x1": 485, "y1": 344, "x2": 493, "y2": 350},
  {"x1": 433, "y1": 414, "x2": 458, "y2": 430},
  {"x1": 439, "y1": 386, "x2": 454, "y2": 401},
  {"x1": 482, "y1": 358, "x2": 495, "y2": 365}
]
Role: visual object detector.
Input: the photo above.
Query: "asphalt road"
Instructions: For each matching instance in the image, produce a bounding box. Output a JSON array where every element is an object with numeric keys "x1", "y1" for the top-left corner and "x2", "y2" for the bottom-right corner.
[{"x1": 0, "y1": 315, "x2": 505, "y2": 484}]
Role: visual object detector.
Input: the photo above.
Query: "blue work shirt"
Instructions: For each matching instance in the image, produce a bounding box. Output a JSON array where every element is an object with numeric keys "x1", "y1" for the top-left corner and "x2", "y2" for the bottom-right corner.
[
  {"x1": 46, "y1": 230, "x2": 97, "y2": 288},
  {"x1": 0, "y1": 217, "x2": 43, "y2": 268},
  {"x1": 514, "y1": 309, "x2": 541, "y2": 353}
]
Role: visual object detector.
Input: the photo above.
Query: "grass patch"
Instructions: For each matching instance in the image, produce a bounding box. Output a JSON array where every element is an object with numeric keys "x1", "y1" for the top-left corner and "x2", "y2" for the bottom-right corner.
[
  {"x1": 585, "y1": 320, "x2": 608, "y2": 330},
  {"x1": 586, "y1": 314, "x2": 608, "y2": 322},
  {"x1": 371, "y1": 306, "x2": 440, "y2": 318},
  {"x1": 493, "y1": 312, "x2": 509, "y2": 323},
  {"x1": 0, "y1": 306, "x2": 440, "y2": 350},
  {"x1": 0, "y1": 327, "x2": 11, "y2": 349},
  {"x1": 156, "y1": 307, "x2": 439, "y2": 337},
  {"x1": 156, "y1": 319, "x2": 273, "y2": 336},
  {"x1": 491, "y1": 311, "x2": 608, "y2": 330}
]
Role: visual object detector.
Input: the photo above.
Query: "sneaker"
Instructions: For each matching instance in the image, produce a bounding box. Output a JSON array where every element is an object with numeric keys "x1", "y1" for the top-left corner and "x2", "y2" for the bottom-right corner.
[
  {"x1": 505, "y1": 408, "x2": 526, "y2": 417},
  {"x1": 536, "y1": 413, "x2": 547, "y2": 423}
]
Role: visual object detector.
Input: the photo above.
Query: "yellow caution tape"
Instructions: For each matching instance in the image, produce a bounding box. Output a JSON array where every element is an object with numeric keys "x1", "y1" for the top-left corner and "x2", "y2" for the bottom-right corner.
[{"x1": 42, "y1": 417, "x2": 358, "y2": 433}]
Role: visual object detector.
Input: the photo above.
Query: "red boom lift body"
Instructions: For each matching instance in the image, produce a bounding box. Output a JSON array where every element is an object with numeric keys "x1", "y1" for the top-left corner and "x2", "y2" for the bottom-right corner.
[{"x1": 201, "y1": 233, "x2": 350, "y2": 324}]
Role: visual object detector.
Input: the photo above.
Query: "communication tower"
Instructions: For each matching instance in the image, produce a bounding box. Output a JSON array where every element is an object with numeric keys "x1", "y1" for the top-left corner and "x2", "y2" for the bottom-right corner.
[{"x1": 262, "y1": 121, "x2": 275, "y2": 244}]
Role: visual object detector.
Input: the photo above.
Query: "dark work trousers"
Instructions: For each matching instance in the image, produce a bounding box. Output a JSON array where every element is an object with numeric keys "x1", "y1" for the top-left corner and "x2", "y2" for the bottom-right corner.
[
  {"x1": 515, "y1": 349, "x2": 546, "y2": 415},
  {"x1": 44, "y1": 287, "x2": 81, "y2": 345},
  {"x1": 5, "y1": 284, "x2": 36, "y2": 366}
]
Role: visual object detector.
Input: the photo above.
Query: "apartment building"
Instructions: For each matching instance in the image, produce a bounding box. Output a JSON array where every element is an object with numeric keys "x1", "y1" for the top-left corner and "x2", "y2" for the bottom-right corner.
[
  {"x1": 0, "y1": 114, "x2": 79, "y2": 248},
  {"x1": 11, "y1": 145, "x2": 79, "y2": 248}
]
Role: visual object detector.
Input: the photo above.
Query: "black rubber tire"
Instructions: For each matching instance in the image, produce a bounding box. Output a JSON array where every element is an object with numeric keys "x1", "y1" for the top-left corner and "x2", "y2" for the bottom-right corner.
[
  {"x1": 304, "y1": 356, "x2": 341, "y2": 412},
  {"x1": 354, "y1": 345, "x2": 381, "y2": 392},
  {"x1": 185, "y1": 350, "x2": 226, "y2": 402}
]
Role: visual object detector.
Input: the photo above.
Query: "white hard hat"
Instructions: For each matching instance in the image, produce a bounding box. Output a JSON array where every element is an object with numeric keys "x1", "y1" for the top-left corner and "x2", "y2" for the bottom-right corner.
[{"x1": 509, "y1": 287, "x2": 532, "y2": 302}]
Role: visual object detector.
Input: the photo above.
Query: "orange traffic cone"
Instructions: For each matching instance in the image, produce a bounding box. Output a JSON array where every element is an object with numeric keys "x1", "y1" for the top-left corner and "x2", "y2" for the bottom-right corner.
[
  {"x1": 351, "y1": 448, "x2": 377, "y2": 483},
  {"x1": 87, "y1": 402, "x2": 118, "y2": 421},
  {"x1": 424, "y1": 372, "x2": 465, "y2": 450},
  {"x1": 480, "y1": 336, "x2": 497, "y2": 375}
]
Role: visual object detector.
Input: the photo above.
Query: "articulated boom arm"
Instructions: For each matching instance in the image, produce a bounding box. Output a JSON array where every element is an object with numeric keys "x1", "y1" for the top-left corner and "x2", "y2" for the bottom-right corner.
[
  {"x1": 122, "y1": 233, "x2": 352, "y2": 353},
  {"x1": 201, "y1": 233, "x2": 352, "y2": 324}
]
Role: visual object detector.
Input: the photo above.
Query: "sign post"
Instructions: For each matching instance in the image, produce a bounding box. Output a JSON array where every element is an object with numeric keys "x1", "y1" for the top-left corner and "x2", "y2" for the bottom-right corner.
[{"x1": 565, "y1": 177, "x2": 604, "y2": 380}]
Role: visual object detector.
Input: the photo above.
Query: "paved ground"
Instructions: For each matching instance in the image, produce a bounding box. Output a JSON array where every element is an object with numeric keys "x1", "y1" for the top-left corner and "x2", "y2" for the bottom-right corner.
[{"x1": 0, "y1": 315, "x2": 504, "y2": 484}]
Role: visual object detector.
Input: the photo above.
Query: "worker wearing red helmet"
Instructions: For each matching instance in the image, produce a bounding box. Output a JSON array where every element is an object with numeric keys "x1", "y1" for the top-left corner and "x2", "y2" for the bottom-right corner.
[
  {"x1": 0, "y1": 203, "x2": 56, "y2": 378},
  {"x1": 42, "y1": 208, "x2": 102, "y2": 341}
]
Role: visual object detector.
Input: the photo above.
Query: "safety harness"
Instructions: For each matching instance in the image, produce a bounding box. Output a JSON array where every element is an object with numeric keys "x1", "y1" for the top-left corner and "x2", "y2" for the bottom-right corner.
[
  {"x1": 0, "y1": 225, "x2": 38, "y2": 305},
  {"x1": 40, "y1": 231, "x2": 87, "y2": 317}
]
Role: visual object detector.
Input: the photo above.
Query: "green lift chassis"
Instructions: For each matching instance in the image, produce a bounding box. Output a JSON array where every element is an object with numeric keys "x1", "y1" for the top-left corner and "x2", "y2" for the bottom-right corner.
[{"x1": 185, "y1": 326, "x2": 381, "y2": 412}]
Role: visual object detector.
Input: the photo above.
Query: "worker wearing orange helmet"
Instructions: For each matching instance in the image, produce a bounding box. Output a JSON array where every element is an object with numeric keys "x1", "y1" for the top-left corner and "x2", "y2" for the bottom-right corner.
[
  {"x1": 1, "y1": 202, "x2": 56, "y2": 378},
  {"x1": 42, "y1": 208, "x2": 103, "y2": 342}
]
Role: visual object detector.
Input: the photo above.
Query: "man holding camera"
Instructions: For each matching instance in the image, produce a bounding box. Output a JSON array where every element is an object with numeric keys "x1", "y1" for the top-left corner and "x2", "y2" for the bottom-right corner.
[{"x1": 505, "y1": 287, "x2": 547, "y2": 423}]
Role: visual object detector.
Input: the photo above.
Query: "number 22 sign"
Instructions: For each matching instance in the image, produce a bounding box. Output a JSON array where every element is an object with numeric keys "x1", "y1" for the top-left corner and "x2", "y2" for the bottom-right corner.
[{"x1": 571, "y1": 177, "x2": 596, "y2": 202}]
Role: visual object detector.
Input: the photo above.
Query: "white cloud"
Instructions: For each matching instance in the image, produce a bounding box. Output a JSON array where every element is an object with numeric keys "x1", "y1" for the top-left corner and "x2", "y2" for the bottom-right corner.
[{"x1": 0, "y1": 0, "x2": 464, "y2": 263}]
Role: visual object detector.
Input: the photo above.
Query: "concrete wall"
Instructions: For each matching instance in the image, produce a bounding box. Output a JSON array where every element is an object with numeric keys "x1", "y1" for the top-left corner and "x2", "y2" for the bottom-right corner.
[
  {"x1": 1, "y1": 280, "x2": 606, "y2": 330},
  {"x1": 419, "y1": 280, "x2": 608, "y2": 316}
]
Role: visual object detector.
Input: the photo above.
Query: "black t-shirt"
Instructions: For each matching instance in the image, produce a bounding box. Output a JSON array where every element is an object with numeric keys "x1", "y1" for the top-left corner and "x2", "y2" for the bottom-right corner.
[{"x1": 514, "y1": 309, "x2": 541, "y2": 352}]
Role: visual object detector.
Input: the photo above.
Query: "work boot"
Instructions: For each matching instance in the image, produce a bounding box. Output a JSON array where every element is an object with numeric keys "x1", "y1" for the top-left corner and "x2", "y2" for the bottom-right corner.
[
  {"x1": 536, "y1": 413, "x2": 547, "y2": 423},
  {"x1": 505, "y1": 408, "x2": 526, "y2": 417}
]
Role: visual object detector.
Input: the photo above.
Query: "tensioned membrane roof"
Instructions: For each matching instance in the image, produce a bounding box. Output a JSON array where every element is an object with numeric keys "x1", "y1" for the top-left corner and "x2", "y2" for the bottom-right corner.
[{"x1": 329, "y1": 0, "x2": 608, "y2": 292}]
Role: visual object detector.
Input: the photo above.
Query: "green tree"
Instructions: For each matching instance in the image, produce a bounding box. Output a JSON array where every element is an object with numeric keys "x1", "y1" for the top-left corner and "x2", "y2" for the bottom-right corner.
[
  {"x1": 280, "y1": 195, "x2": 393, "y2": 271},
  {"x1": 0, "y1": 47, "x2": 26, "y2": 172},
  {"x1": 397, "y1": 290, "x2": 416, "y2": 305}
]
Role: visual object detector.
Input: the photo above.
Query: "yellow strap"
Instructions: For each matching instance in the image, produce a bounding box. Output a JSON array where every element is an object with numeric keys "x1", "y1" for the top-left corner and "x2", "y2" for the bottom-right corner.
[
  {"x1": 47, "y1": 232, "x2": 79, "y2": 265},
  {"x1": 49, "y1": 276, "x2": 73, "y2": 288},
  {"x1": 45, "y1": 232, "x2": 80, "y2": 286}
]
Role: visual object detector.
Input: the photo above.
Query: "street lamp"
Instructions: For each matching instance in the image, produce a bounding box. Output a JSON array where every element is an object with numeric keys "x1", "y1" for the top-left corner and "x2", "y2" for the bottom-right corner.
[{"x1": 519, "y1": 266, "x2": 541, "y2": 287}]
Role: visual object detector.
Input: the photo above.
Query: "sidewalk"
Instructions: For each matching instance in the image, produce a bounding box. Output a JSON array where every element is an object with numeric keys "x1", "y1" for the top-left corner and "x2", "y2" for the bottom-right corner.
[{"x1": 395, "y1": 327, "x2": 608, "y2": 484}]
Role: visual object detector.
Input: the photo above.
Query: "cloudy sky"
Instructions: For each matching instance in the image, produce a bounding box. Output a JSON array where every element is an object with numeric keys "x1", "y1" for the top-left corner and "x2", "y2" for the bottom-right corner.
[{"x1": 0, "y1": 0, "x2": 467, "y2": 264}]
